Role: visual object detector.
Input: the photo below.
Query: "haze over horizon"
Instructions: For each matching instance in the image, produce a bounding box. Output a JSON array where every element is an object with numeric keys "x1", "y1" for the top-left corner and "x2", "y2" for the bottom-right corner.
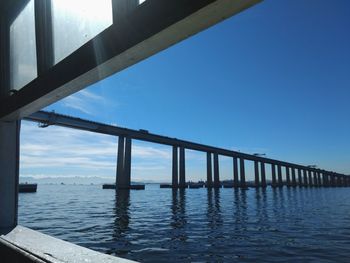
[{"x1": 20, "y1": 0, "x2": 350, "y2": 183}]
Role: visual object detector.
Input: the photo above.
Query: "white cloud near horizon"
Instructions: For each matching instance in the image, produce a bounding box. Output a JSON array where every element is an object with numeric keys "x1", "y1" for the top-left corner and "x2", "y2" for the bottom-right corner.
[
  {"x1": 20, "y1": 121, "x2": 241, "y2": 182},
  {"x1": 20, "y1": 122, "x2": 173, "y2": 180}
]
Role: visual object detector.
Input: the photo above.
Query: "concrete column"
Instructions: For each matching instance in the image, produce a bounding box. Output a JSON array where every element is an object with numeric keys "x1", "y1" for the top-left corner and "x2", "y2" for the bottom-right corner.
[
  {"x1": 261, "y1": 162, "x2": 267, "y2": 188},
  {"x1": 179, "y1": 147, "x2": 186, "y2": 188},
  {"x1": 123, "y1": 137, "x2": 132, "y2": 187},
  {"x1": 337, "y1": 175, "x2": 342, "y2": 187},
  {"x1": 233, "y1": 157, "x2": 239, "y2": 188},
  {"x1": 254, "y1": 160, "x2": 260, "y2": 188},
  {"x1": 326, "y1": 173, "x2": 331, "y2": 187},
  {"x1": 277, "y1": 165, "x2": 283, "y2": 187},
  {"x1": 116, "y1": 136, "x2": 126, "y2": 188},
  {"x1": 297, "y1": 169, "x2": 302, "y2": 187},
  {"x1": 206, "y1": 152, "x2": 212, "y2": 188},
  {"x1": 322, "y1": 172, "x2": 325, "y2": 187},
  {"x1": 328, "y1": 173, "x2": 332, "y2": 187},
  {"x1": 303, "y1": 169, "x2": 308, "y2": 187},
  {"x1": 313, "y1": 171, "x2": 318, "y2": 187},
  {"x1": 334, "y1": 175, "x2": 338, "y2": 187},
  {"x1": 172, "y1": 146, "x2": 178, "y2": 188},
  {"x1": 271, "y1": 164, "x2": 277, "y2": 188},
  {"x1": 330, "y1": 174, "x2": 336, "y2": 187},
  {"x1": 0, "y1": 121, "x2": 20, "y2": 234},
  {"x1": 341, "y1": 176, "x2": 346, "y2": 187},
  {"x1": 322, "y1": 173, "x2": 327, "y2": 187},
  {"x1": 317, "y1": 172, "x2": 322, "y2": 187},
  {"x1": 240, "y1": 158, "x2": 246, "y2": 188},
  {"x1": 286, "y1": 167, "x2": 291, "y2": 187},
  {"x1": 308, "y1": 170, "x2": 313, "y2": 187},
  {"x1": 213, "y1": 153, "x2": 220, "y2": 188},
  {"x1": 291, "y1": 167, "x2": 296, "y2": 187},
  {"x1": 326, "y1": 173, "x2": 330, "y2": 187},
  {"x1": 334, "y1": 174, "x2": 338, "y2": 187},
  {"x1": 314, "y1": 172, "x2": 319, "y2": 186}
]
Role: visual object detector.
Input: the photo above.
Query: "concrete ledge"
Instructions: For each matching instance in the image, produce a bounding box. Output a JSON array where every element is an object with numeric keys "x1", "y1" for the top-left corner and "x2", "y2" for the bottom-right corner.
[
  {"x1": 1, "y1": 226, "x2": 136, "y2": 263},
  {"x1": 0, "y1": 237, "x2": 45, "y2": 263}
]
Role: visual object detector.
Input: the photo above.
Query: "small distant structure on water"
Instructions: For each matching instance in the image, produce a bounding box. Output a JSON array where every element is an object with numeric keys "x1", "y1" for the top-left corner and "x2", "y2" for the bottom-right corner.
[{"x1": 19, "y1": 183, "x2": 37, "y2": 193}]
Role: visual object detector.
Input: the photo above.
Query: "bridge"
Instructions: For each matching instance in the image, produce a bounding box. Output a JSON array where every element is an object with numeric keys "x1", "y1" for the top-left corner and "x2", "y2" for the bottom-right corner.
[{"x1": 25, "y1": 111, "x2": 350, "y2": 189}]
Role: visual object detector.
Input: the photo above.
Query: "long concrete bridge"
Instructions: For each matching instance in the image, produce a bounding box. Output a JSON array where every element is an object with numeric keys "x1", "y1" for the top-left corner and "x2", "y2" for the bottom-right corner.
[{"x1": 25, "y1": 111, "x2": 350, "y2": 189}]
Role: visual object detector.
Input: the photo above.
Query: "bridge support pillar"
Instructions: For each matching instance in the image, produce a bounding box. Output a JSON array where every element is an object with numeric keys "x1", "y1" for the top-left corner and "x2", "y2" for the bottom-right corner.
[
  {"x1": 261, "y1": 162, "x2": 267, "y2": 188},
  {"x1": 334, "y1": 174, "x2": 338, "y2": 187},
  {"x1": 317, "y1": 172, "x2": 322, "y2": 187},
  {"x1": 340, "y1": 176, "x2": 344, "y2": 187},
  {"x1": 337, "y1": 175, "x2": 342, "y2": 187},
  {"x1": 116, "y1": 136, "x2": 131, "y2": 189},
  {"x1": 271, "y1": 164, "x2": 277, "y2": 188},
  {"x1": 233, "y1": 157, "x2": 239, "y2": 188},
  {"x1": 277, "y1": 165, "x2": 283, "y2": 187},
  {"x1": 0, "y1": 121, "x2": 20, "y2": 234},
  {"x1": 298, "y1": 169, "x2": 303, "y2": 187},
  {"x1": 330, "y1": 174, "x2": 336, "y2": 187},
  {"x1": 303, "y1": 170, "x2": 308, "y2": 187},
  {"x1": 308, "y1": 170, "x2": 313, "y2": 187},
  {"x1": 322, "y1": 173, "x2": 327, "y2": 187},
  {"x1": 291, "y1": 167, "x2": 296, "y2": 187},
  {"x1": 206, "y1": 152, "x2": 213, "y2": 188},
  {"x1": 341, "y1": 176, "x2": 346, "y2": 187},
  {"x1": 172, "y1": 146, "x2": 179, "y2": 188},
  {"x1": 213, "y1": 153, "x2": 220, "y2": 188},
  {"x1": 337, "y1": 175, "x2": 341, "y2": 187},
  {"x1": 254, "y1": 160, "x2": 260, "y2": 188},
  {"x1": 286, "y1": 167, "x2": 291, "y2": 187},
  {"x1": 179, "y1": 147, "x2": 186, "y2": 188},
  {"x1": 329, "y1": 173, "x2": 334, "y2": 187},
  {"x1": 313, "y1": 171, "x2": 318, "y2": 187},
  {"x1": 124, "y1": 137, "x2": 132, "y2": 186},
  {"x1": 240, "y1": 158, "x2": 246, "y2": 188}
]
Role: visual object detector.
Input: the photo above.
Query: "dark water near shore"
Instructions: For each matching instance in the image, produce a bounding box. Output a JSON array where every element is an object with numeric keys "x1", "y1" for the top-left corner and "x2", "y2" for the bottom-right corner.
[{"x1": 18, "y1": 184, "x2": 350, "y2": 262}]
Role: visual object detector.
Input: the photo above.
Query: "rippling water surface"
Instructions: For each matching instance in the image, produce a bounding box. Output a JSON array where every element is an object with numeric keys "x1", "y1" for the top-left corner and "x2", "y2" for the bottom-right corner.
[{"x1": 18, "y1": 184, "x2": 350, "y2": 262}]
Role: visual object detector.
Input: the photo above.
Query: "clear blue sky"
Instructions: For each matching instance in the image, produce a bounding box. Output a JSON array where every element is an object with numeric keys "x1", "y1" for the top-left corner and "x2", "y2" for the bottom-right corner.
[{"x1": 21, "y1": 0, "x2": 350, "y2": 183}]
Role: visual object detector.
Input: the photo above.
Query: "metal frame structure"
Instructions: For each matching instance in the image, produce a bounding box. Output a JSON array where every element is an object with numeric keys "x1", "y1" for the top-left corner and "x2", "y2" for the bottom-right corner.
[{"x1": 0, "y1": 0, "x2": 261, "y2": 121}]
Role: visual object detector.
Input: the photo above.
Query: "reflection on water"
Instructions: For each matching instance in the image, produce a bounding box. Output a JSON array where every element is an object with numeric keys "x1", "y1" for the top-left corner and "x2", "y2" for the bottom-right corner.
[
  {"x1": 170, "y1": 189, "x2": 187, "y2": 242},
  {"x1": 19, "y1": 185, "x2": 350, "y2": 262},
  {"x1": 207, "y1": 188, "x2": 222, "y2": 229},
  {"x1": 114, "y1": 190, "x2": 130, "y2": 238}
]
